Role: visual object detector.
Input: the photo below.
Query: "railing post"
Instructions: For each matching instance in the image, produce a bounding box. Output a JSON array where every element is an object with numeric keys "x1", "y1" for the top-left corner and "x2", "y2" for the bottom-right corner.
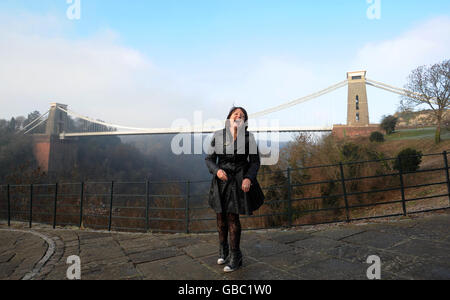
[
  {"x1": 29, "y1": 184, "x2": 33, "y2": 228},
  {"x1": 287, "y1": 168, "x2": 293, "y2": 227},
  {"x1": 108, "y1": 181, "x2": 114, "y2": 232},
  {"x1": 145, "y1": 181, "x2": 150, "y2": 232},
  {"x1": 7, "y1": 184, "x2": 11, "y2": 227},
  {"x1": 79, "y1": 182, "x2": 84, "y2": 228},
  {"x1": 185, "y1": 181, "x2": 190, "y2": 234},
  {"x1": 443, "y1": 151, "x2": 450, "y2": 207},
  {"x1": 339, "y1": 163, "x2": 351, "y2": 223},
  {"x1": 397, "y1": 157, "x2": 407, "y2": 216},
  {"x1": 53, "y1": 183, "x2": 58, "y2": 229}
]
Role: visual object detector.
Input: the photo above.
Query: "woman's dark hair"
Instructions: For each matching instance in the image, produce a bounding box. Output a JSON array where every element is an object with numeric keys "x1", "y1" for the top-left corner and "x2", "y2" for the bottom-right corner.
[
  {"x1": 225, "y1": 106, "x2": 249, "y2": 131},
  {"x1": 226, "y1": 106, "x2": 249, "y2": 122}
]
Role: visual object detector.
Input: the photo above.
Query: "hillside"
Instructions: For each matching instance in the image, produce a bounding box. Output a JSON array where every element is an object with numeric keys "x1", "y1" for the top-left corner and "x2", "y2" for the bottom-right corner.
[
  {"x1": 331, "y1": 130, "x2": 450, "y2": 220},
  {"x1": 394, "y1": 109, "x2": 450, "y2": 128}
]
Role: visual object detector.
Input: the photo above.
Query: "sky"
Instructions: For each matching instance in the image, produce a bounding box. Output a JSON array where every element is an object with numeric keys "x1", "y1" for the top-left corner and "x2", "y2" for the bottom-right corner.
[{"x1": 0, "y1": 0, "x2": 449, "y2": 141}]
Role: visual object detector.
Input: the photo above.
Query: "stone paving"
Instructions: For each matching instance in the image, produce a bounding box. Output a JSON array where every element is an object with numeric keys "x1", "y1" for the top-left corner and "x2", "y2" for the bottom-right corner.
[{"x1": 0, "y1": 211, "x2": 448, "y2": 280}]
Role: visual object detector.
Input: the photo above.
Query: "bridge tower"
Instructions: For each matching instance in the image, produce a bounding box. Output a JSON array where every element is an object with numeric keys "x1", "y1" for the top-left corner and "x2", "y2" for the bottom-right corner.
[
  {"x1": 33, "y1": 103, "x2": 77, "y2": 176},
  {"x1": 347, "y1": 71, "x2": 369, "y2": 126},
  {"x1": 332, "y1": 71, "x2": 379, "y2": 138},
  {"x1": 45, "y1": 103, "x2": 69, "y2": 135}
]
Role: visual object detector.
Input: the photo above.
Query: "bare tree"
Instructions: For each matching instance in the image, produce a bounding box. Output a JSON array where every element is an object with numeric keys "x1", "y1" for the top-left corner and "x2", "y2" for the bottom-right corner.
[{"x1": 401, "y1": 59, "x2": 450, "y2": 143}]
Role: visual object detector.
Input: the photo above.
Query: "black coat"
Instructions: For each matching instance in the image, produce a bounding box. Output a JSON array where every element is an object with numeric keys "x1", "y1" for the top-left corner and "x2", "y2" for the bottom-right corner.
[{"x1": 205, "y1": 127, "x2": 265, "y2": 215}]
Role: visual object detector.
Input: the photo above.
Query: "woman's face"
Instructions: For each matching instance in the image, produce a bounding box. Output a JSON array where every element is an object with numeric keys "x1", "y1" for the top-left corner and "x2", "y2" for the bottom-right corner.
[{"x1": 229, "y1": 109, "x2": 246, "y2": 129}]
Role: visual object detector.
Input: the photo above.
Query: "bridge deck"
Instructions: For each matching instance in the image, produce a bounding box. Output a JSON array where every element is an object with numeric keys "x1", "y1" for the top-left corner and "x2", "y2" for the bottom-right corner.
[{"x1": 59, "y1": 127, "x2": 333, "y2": 138}]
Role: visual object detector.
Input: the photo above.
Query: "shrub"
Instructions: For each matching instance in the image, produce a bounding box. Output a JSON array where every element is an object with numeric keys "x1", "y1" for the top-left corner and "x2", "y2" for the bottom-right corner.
[
  {"x1": 341, "y1": 143, "x2": 361, "y2": 162},
  {"x1": 393, "y1": 148, "x2": 423, "y2": 172},
  {"x1": 380, "y1": 115, "x2": 398, "y2": 135},
  {"x1": 370, "y1": 131, "x2": 385, "y2": 143}
]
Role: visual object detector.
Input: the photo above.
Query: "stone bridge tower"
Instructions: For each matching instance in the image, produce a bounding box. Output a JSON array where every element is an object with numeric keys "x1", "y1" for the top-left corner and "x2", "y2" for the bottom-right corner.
[
  {"x1": 332, "y1": 71, "x2": 380, "y2": 138},
  {"x1": 347, "y1": 71, "x2": 369, "y2": 126},
  {"x1": 33, "y1": 103, "x2": 77, "y2": 176},
  {"x1": 45, "y1": 103, "x2": 68, "y2": 135}
]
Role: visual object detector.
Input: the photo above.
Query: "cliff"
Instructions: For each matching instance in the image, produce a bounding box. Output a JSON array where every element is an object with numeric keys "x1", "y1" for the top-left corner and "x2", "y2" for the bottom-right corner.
[{"x1": 394, "y1": 109, "x2": 450, "y2": 128}]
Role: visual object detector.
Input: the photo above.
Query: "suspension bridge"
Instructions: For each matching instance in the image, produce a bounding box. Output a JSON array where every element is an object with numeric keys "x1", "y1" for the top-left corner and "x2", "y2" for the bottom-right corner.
[
  {"x1": 21, "y1": 71, "x2": 426, "y2": 140},
  {"x1": 21, "y1": 71, "x2": 430, "y2": 173}
]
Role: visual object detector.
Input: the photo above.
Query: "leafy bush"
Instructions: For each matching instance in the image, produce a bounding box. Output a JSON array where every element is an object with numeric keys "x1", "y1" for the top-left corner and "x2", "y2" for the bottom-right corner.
[
  {"x1": 370, "y1": 131, "x2": 385, "y2": 143},
  {"x1": 393, "y1": 148, "x2": 423, "y2": 172},
  {"x1": 380, "y1": 115, "x2": 398, "y2": 135}
]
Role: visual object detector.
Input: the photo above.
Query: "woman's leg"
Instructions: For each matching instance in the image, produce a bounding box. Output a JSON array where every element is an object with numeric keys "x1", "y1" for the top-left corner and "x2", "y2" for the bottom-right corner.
[
  {"x1": 217, "y1": 212, "x2": 228, "y2": 245},
  {"x1": 224, "y1": 213, "x2": 243, "y2": 272},
  {"x1": 227, "y1": 213, "x2": 241, "y2": 251},
  {"x1": 216, "y1": 213, "x2": 229, "y2": 264}
]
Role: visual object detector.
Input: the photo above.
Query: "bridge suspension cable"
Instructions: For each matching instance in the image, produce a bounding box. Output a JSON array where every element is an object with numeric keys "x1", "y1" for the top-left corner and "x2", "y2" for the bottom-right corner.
[
  {"x1": 248, "y1": 79, "x2": 348, "y2": 119},
  {"x1": 19, "y1": 109, "x2": 50, "y2": 134},
  {"x1": 366, "y1": 78, "x2": 432, "y2": 103},
  {"x1": 21, "y1": 110, "x2": 50, "y2": 135},
  {"x1": 56, "y1": 106, "x2": 153, "y2": 131}
]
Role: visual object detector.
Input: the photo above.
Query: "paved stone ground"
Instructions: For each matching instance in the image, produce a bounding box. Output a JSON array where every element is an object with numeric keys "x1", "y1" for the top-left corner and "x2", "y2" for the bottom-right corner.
[{"x1": 0, "y1": 211, "x2": 448, "y2": 280}]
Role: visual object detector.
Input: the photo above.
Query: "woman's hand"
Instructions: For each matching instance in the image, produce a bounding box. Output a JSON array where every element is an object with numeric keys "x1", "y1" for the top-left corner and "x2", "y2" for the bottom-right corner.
[
  {"x1": 242, "y1": 178, "x2": 252, "y2": 193},
  {"x1": 217, "y1": 169, "x2": 228, "y2": 181}
]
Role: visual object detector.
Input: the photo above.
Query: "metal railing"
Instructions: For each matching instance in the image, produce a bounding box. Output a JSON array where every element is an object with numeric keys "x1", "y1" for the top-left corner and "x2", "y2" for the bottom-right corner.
[{"x1": 1, "y1": 151, "x2": 449, "y2": 234}]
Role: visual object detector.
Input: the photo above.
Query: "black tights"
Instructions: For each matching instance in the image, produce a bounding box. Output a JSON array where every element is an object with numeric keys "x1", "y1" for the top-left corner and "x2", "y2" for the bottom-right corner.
[{"x1": 217, "y1": 213, "x2": 241, "y2": 250}]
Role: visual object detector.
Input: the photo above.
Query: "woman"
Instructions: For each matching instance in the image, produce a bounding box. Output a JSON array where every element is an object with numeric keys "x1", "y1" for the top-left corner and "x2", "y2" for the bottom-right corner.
[{"x1": 205, "y1": 106, "x2": 265, "y2": 273}]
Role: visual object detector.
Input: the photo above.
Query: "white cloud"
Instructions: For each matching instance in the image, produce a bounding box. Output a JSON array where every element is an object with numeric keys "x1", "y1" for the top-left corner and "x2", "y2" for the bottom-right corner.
[
  {"x1": 0, "y1": 14, "x2": 205, "y2": 128},
  {"x1": 353, "y1": 16, "x2": 450, "y2": 82},
  {"x1": 350, "y1": 16, "x2": 450, "y2": 121},
  {"x1": 0, "y1": 12, "x2": 348, "y2": 133}
]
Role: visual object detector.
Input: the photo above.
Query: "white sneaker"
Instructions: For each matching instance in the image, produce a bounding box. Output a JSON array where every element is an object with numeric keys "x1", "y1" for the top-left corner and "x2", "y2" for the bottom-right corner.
[
  {"x1": 223, "y1": 265, "x2": 233, "y2": 272},
  {"x1": 224, "y1": 265, "x2": 240, "y2": 273}
]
